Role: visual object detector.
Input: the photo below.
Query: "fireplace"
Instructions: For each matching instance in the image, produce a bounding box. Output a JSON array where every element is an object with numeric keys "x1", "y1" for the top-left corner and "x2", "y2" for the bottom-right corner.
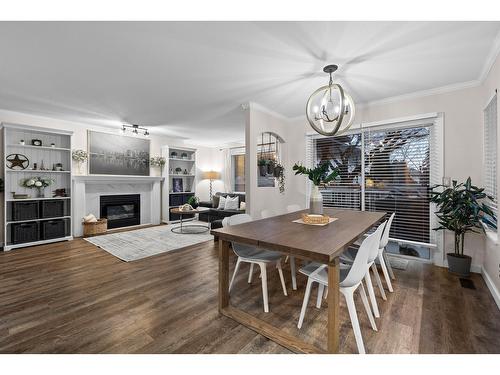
[{"x1": 100, "y1": 194, "x2": 140, "y2": 229}]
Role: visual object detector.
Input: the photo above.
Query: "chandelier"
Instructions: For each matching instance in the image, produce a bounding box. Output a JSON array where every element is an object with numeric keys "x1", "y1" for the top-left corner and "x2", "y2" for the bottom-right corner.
[
  {"x1": 121, "y1": 124, "x2": 150, "y2": 136},
  {"x1": 306, "y1": 64, "x2": 355, "y2": 137}
]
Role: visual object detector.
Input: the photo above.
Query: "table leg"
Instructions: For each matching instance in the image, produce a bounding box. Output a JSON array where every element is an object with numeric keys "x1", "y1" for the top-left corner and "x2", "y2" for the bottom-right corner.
[
  {"x1": 327, "y1": 257, "x2": 340, "y2": 353},
  {"x1": 219, "y1": 239, "x2": 230, "y2": 312}
]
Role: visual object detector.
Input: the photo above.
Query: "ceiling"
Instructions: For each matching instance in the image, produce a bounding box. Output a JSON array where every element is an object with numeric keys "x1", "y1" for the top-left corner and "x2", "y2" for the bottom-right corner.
[{"x1": 0, "y1": 21, "x2": 499, "y2": 145}]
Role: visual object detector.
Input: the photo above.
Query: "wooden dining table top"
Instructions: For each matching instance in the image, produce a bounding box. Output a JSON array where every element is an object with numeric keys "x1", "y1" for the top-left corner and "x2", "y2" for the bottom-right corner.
[{"x1": 211, "y1": 208, "x2": 386, "y2": 263}]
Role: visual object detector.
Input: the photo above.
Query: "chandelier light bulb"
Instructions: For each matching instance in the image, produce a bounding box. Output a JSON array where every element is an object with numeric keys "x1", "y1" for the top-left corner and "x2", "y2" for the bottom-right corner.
[{"x1": 306, "y1": 64, "x2": 356, "y2": 137}]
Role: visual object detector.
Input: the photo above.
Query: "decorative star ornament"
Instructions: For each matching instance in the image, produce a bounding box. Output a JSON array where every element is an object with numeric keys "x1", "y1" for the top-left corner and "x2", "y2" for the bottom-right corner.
[{"x1": 6, "y1": 153, "x2": 29, "y2": 170}]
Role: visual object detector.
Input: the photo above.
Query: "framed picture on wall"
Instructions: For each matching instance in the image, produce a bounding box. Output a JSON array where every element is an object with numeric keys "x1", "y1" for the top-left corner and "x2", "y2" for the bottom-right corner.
[
  {"x1": 172, "y1": 178, "x2": 183, "y2": 192},
  {"x1": 88, "y1": 130, "x2": 150, "y2": 176}
]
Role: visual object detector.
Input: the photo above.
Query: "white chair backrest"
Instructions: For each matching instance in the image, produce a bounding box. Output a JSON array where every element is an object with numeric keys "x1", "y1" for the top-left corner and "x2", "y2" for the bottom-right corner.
[
  {"x1": 286, "y1": 204, "x2": 301, "y2": 213},
  {"x1": 341, "y1": 222, "x2": 385, "y2": 288},
  {"x1": 379, "y1": 213, "x2": 395, "y2": 249},
  {"x1": 261, "y1": 209, "x2": 275, "y2": 219},
  {"x1": 223, "y1": 214, "x2": 255, "y2": 258},
  {"x1": 224, "y1": 213, "x2": 252, "y2": 227}
]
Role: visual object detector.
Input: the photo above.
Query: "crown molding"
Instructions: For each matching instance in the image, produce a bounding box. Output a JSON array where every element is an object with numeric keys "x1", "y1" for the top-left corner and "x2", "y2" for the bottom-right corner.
[
  {"x1": 479, "y1": 29, "x2": 500, "y2": 83},
  {"x1": 247, "y1": 101, "x2": 289, "y2": 121}
]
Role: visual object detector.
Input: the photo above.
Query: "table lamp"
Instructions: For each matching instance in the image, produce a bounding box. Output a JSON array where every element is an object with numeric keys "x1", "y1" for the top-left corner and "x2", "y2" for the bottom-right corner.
[{"x1": 203, "y1": 170, "x2": 221, "y2": 200}]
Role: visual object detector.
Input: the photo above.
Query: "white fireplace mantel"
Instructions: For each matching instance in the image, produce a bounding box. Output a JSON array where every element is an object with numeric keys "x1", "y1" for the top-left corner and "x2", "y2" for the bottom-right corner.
[{"x1": 72, "y1": 175, "x2": 165, "y2": 237}]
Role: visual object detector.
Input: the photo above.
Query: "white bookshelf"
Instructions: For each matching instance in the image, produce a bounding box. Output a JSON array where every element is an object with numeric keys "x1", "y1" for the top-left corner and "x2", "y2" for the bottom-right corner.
[
  {"x1": 2, "y1": 123, "x2": 73, "y2": 251},
  {"x1": 161, "y1": 146, "x2": 197, "y2": 222}
]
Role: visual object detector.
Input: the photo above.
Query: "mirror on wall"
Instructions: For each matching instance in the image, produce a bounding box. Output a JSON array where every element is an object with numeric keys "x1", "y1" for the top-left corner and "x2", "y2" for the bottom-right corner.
[{"x1": 257, "y1": 132, "x2": 284, "y2": 190}]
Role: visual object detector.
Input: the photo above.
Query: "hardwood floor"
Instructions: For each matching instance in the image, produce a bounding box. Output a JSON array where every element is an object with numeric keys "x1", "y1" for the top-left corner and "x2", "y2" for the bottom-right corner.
[{"x1": 1, "y1": 236, "x2": 499, "y2": 353}]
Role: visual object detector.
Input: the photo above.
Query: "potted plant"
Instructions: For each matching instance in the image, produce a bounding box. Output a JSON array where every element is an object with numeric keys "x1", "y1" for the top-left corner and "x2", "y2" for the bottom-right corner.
[
  {"x1": 273, "y1": 163, "x2": 285, "y2": 194},
  {"x1": 257, "y1": 159, "x2": 267, "y2": 177},
  {"x1": 293, "y1": 161, "x2": 339, "y2": 214},
  {"x1": 187, "y1": 195, "x2": 200, "y2": 209},
  {"x1": 430, "y1": 177, "x2": 494, "y2": 277},
  {"x1": 72, "y1": 149, "x2": 88, "y2": 175},
  {"x1": 21, "y1": 177, "x2": 55, "y2": 198},
  {"x1": 175, "y1": 167, "x2": 183, "y2": 174},
  {"x1": 150, "y1": 156, "x2": 166, "y2": 168}
]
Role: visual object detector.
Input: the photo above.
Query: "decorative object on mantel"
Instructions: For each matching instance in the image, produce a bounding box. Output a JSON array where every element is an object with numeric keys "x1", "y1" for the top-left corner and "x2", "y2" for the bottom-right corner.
[
  {"x1": 306, "y1": 64, "x2": 356, "y2": 137},
  {"x1": 11, "y1": 192, "x2": 30, "y2": 199},
  {"x1": 20, "y1": 177, "x2": 55, "y2": 198},
  {"x1": 293, "y1": 161, "x2": 339, "y2": 215},
  {"x1": 31, "y1": 139, "x2": 42, "y2": 146},
  {"x1": 88, "y1": 130, "x2": 150, "y2": 176},
  {"x1": 6, "y1": 153, "x2": 29, "y2": 170},
  {"x1": 202, "y1": 170, "x2": 221, "y2": 200},
  {"x1": 430, "y1": 177, "x2": 495, "y2": 277},
  {"x1": 72, "y1": 149, "x2": 88, "y2": 175},
  {"x1": 150, "y1": 156, "x2": 166, "y2": 168}
]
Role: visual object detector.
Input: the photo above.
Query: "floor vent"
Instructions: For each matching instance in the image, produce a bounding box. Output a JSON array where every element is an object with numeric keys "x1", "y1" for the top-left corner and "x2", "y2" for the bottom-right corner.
[{"x1": 459, "y1": 278, "x2": 476, "y2": 290}]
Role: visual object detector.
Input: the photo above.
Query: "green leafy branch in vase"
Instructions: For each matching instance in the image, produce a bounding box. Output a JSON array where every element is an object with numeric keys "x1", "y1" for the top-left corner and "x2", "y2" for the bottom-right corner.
[{"x1": 292, "y1": 161, "x2": 339, "y2": 186}]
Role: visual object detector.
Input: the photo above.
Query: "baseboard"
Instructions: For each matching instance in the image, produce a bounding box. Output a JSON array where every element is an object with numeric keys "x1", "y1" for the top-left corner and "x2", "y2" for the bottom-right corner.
[
  {"x1": 470, "y1": 264, "x2": 482, "y2": 274},
  {"x1": 481, "y1": 267, "x2": 500, "y2": 310}
]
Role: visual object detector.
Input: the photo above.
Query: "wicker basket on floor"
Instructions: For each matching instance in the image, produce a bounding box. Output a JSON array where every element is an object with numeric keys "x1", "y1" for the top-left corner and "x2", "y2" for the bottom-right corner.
[{"x1": 83, "y1": 218, "x2": 108, "y2": 237}]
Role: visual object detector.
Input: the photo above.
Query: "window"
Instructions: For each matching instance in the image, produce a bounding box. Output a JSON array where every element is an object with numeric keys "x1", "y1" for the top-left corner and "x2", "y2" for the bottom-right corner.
[
  {"x1": 484, "y1": 93, "x2": 497, "y2": 206},
  {"x1": 310, "y1": 119, "x2": 438, "y2": 259},
  {"x1": 232, "y1": 154, "x2": 245, "y2": 192}
]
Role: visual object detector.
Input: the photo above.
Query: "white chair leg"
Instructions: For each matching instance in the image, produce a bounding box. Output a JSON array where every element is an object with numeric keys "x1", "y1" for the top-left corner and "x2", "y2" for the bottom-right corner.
[
  {"x1": 359, "y1": 282, "x2": 377, "y2": 331},
  {"x1": 371, "y1": 263, "x2": 387, "y2": 300},
  {"x1": 297, "y1": 278, "x2": 314, "y2": 329},
  {"x1": 316, "y1": 283, "x2": 324, "y2": 308},
  {"x1": 379, "y1": 253, "x2": 394, "y2": 292},
  {"x1": 383, "y1": 251, "x2": 395, "y2": 280},
  {"x1": 343, "y1": 290, "x2": 366, "y2": 354},
  {"x1": 290, "y1": 256, "x2": 297, "y2": 290},
  {"x1": 258, "y1": 262, "x2": 269, "y2": 313},
  {"x1": 229, "y1": 257, "x2": 242, "y2": 293},
  {"x1": 248, "y1": 263, "x2": 254, "y2": 284},
  {"x1": 285, "y1": 255, "x2": 289, "y2": 263},
  {"x1": 276, "y1": 260, "x2": 288, "y2": 296},
  {"x1": 323, "y1": 286, "x2": 328, "y2": 299},
  {"x1": 364, "y1": 271, "x2": 380, "y2": 318}
]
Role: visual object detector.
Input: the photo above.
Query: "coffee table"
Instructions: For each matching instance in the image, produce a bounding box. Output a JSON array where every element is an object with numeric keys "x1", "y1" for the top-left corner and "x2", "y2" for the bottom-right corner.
[{"x1": 170, "y1": 207, "x2": 210, "y2": 234}]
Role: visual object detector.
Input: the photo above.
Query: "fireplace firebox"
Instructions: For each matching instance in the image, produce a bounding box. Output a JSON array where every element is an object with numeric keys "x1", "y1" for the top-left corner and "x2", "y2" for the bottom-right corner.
[{"x1": 100, "y1": 194, "x2": 140, "y2": 229}]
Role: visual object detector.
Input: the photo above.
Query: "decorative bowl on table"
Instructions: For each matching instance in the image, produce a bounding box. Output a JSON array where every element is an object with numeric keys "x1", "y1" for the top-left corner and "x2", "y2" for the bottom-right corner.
[{"x1": 301, "y1": 213, "x2": 330, "y2": 225}]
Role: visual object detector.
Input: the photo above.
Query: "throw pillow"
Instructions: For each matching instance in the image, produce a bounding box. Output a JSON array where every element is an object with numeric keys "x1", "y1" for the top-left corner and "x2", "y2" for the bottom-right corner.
[
  {"x1": 212, "y1": 195, "x2": 220, "y2": 208},
  {"x1": 224, "y1": 196, "x2": 239, "y2": 210},
  {"x1": 217, "y1": 196, "x2": 226, "y2": 209},
  {"x1": 239, "y1": 201, "x2": 246, "y2": 211}
]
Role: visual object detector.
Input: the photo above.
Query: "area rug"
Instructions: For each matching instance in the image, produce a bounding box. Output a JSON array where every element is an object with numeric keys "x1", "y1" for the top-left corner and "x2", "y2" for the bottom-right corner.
[{"x1": 84, "y1": 222, "x2": 213, "y2": 262}]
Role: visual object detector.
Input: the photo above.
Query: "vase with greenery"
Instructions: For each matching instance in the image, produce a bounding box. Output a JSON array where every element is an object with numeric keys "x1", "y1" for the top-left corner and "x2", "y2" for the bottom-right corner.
[
  {"x1": 293, "y1": 161, "x2": 339, "y2": 214},
  {"x1": 187, "y1": 195, "x2": 199, "y2": 209},
  {"x1": 72, "y1": 149, "x2": 88, "y2": 175},
  {"x1": 21, "y1": 177, "x2": 55, "y2": 198},
  {"x1": 150, "y1": 156, "x2": 166, "y2": 175},
  {"x1": 430, "y1": 177, "x2": 494, "y2": 276}
]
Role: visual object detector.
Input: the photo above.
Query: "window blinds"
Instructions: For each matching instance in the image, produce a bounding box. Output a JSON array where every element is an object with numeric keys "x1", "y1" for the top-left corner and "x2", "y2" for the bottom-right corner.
[
  {"x1": 484, "y1": 94, "x2": 497, "y2": 207},
  {"x1": 309, "y1": 119, "x2": 435, "y2": 246}
]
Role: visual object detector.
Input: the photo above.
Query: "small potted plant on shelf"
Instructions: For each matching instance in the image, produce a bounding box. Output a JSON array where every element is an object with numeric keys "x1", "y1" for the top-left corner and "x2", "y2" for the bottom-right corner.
[
  {"x1": 430, "y1": 177, "x2": 495, "y2": 277},
  {"x1": 187, "y1": 195, "x2": 200, "y2": 209},
  {"x1": 273, "y1": 163, "x2": 285, "y2": 194},
  {"x1": 21, "y1": 177, "x2": 55, "y2": 198},
  {"x1": 72, "y1": 149, "x2": 88, "y2": 175},
  {"x1": 175, "y1": 167, "x2": 183, "y2": 175},
  {"x1": 293, "y1": 161, "x2": 339, "y2": 214}
]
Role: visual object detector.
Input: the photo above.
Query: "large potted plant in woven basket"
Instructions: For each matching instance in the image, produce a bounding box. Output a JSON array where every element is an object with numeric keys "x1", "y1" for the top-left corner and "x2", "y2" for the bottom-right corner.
[{"x1": 430, "y1": 177, "x2": 494, "y2": 277}]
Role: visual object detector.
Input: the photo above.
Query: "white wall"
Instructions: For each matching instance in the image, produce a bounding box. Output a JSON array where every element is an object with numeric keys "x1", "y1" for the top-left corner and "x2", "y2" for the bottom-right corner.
[{"x1": 245, "y1": 104, "x2": 307, "y2": 219}]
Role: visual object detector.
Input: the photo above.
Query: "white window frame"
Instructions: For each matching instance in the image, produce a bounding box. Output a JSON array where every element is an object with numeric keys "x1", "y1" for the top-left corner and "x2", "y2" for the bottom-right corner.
[{"x1": 306, "y1": 112, "x2": 445, "y2": 265}]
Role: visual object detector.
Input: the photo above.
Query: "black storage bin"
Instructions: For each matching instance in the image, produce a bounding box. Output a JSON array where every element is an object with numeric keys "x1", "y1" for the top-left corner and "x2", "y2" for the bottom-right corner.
[
  {"x1": 41, "y1": 219, "x2": 66, "y2": 240},
  {"x1": 11, "y1": 222, "x2": 39, "y2": 244},
  {"x1": 12, "y1": 201, "x2": 39, "y2": 221},
  {"x1": 41, "y1": 200, "x2": 65, "y2": 218}
]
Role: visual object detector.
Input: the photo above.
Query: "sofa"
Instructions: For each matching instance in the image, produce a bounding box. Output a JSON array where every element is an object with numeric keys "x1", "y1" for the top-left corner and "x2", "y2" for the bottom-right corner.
[{"x1": 198, "y1": 192, "x2": 245, "y2": 223}]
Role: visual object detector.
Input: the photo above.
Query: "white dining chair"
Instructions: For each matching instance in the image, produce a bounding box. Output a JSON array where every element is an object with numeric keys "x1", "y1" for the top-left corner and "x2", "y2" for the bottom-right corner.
[
  {"x1": 261, "y1": 209, "x2": 275, "y2": 219},
  {"x1": 224, "y1": 214, "x2": 287, "y2": 313},
  {"x1": 286, "y1": 204, "x2": 301, "y2": 213},
  {"x1": 377, "y1": 213, "x2": 396, "y2": 291},
  {"x1": 297, "y1": 222, "x2": 385, "y2": 354}
]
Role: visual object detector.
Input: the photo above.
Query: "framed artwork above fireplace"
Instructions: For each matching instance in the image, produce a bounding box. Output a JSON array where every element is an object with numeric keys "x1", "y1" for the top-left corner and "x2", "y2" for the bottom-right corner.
[{"x1": 88, "y1": 130, "x2": 150, "y2": 176}]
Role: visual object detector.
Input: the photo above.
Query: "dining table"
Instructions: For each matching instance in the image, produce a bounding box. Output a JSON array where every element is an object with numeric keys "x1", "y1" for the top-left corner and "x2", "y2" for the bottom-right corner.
[{"x1": 210, "y1": 208, "x2": 386, "y2": 354}]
